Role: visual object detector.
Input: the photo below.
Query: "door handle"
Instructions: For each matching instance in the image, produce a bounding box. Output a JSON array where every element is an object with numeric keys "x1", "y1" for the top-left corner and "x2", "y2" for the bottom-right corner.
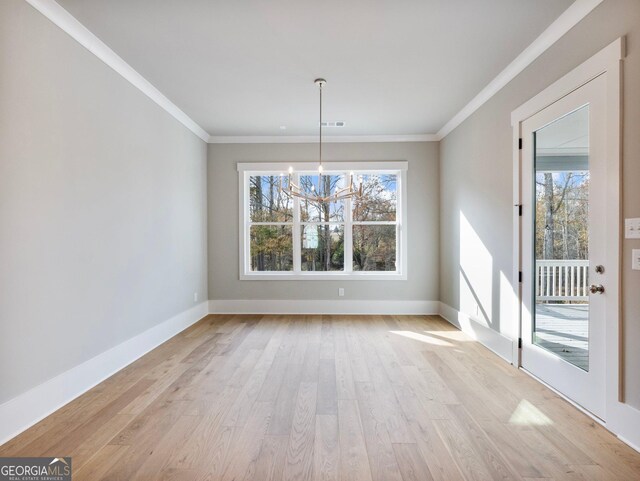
[{"x1": 589, "y1": 284, "x2": 605, "y2": 294}]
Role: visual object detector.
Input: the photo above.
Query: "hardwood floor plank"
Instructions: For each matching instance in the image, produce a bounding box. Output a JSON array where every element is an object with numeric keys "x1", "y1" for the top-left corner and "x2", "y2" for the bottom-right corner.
[
  {"x1": 338, "y1": 399, "x2": 374, "y2": 481},
  {"x1": 251, "y1": 435, "x2": 289, "y2": 481},
  {"x1": 167, "y1": 386, "x2": 239, "y2": 471},
  {"x1": 1, "y1": 315, "x2": 638, "y2": 481},
  {"x1": 98, "y1": 404, "x2": 195, "y2": 480},
  {"x1": 400, "y1": 365, "x2": 450, "y2": 421},
  {"x1": 301, "y1": 341, "x2": 321, "y2": 383},
  {"x1": 362, "y1": 346, "x2": 414, "y2": 444},
  {"x1": 422, "y1": 350, "x2": 499, "y2": 423},
  {"x1": 68, "y1": 413, "x2": 134, "y2": 470},
  {"x1": 108, "y1": 396, "x2": 192, "y2": 447},
  {"x1": 221, "y1": 401, "x2": 274, "y2": 481},
  {"x1": 314, "y1": 415, "x2": 339, "y2": 481},
  {"x1": 130, "y1": 415, "x2": 200, "y2": 481},
  {"x1": 392, "y1": 443, "x2": 435, "y2": 481},
  {"x1": 335, "y1": 350, "x2": 356, "y2": 400},
  {"x1": 354, "y1": 382, "x2": 403, "y2": 481},
  {"x1": 432, "y1": 417, "x2": 496, "y2": 481},
  {"x1": 474, "y1": 418, "x2": 545, "y2": 478},
  {"x1": 258, "y1": 355, "x2": 292, "y2": 402},
  {"x1": 446, "y1": 404, "x2": 523, "y2": 480},
  {"x1": 268, "y1": 358, "x2": 305, "y2": 436},
  {"x1": 391, "y1": 380, "x2": 465, "y2": 481},
  {"x1": 181, "y1": 333, "x2": 224, "y2": 364},
  {"x1": 158, "y1": 468, "x2": 200, "y2": 481},
  {"x1": 317, "y1": 359, "x2": 338, "y2": 415},
  {"x1": 222, "y1": 355, "x2": 277, "y2": 428},
  {"x1": 283, "y1": 382, "x2": 317, "y2": 481},
  {"x1": 20, "y1": 377, "x2": 155, "y2": 457},
  {"x1": 73, "y1": 444, "x2": 130, "y2": 481},
  {"x1": 319, "y1": 316, "x2": 336, "y2": 361}
]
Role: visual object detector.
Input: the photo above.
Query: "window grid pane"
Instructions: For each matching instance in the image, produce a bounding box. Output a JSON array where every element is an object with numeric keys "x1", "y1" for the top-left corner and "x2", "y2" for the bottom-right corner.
[
  {"x1": 244, "y1": 169, "x2": 402, "y2": 277},
  {"x1": 353, "y1": 225, "x2": 397, "y2": 272},
  {"x1": 352, "y1": 174, "x2": 397, "y2": 222},
  {"x1": 299, "y1": 174, "x2": 345, "y2": 222},
  {"x1": 250, "y1": 225, "x2": 293, "y2": 272},
  {"x1": 249, "y1": 175, "x2": 293, "y2": 222},
  {"x1": 301, "y1": 224, "x2": 345, "y2": 272}
]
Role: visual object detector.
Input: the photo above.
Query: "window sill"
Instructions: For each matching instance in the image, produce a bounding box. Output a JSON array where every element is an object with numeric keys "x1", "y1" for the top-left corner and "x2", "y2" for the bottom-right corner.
[{"x1": 240, "y1": 272, "x2": 407, "y2": 281}]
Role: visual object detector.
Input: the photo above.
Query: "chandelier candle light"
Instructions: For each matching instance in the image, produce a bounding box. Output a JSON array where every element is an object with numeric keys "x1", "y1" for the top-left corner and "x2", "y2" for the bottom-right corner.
[{"x1": 280, "y1": 78, "x2": 363, "y2": 203}]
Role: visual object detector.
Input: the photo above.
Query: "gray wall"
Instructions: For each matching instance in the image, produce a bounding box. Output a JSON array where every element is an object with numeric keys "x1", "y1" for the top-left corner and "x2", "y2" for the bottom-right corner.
[
  {"x1": 0, "y1": 0, "x2": 208, "y2": 404},
  {"x1": 208, "y1": 142, "x2": 439, "y2": 301},
  {"x1": 439, "y1": 0, "x2": 640, "y2": 408}
]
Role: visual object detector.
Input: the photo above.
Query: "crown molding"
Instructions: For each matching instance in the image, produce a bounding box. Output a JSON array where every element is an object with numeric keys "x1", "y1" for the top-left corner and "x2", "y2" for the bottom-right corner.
[
  {"x1": 437, "y1": 0, "x2": 604, "y2": 140},
  {"x1": 207, "y1": 134, "x2": 440, "y2": 144},
  {"x1": 25, "y1": 0, "x2": 602, "y2": 145},
  {"x1": 25, "y1": 0, "x2": 210, "y2": 142}
]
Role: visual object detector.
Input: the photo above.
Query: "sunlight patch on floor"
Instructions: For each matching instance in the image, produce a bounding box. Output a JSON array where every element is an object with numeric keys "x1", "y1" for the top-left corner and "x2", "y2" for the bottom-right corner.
[
  {"x1": 424, "y1": 330, "x2": 472, "y2": 342},
  {"x1": 389, "y1": 330, "x2": 454, "y2": 347},
  {"x1": 509, "y1": 399, "x2": 553, "y2": 426}
]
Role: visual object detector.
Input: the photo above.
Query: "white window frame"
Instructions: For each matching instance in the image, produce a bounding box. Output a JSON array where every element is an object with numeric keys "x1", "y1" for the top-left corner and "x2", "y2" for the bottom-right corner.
[{"x1": 238, "y1": 161, "x2": 408, "y2": 280}]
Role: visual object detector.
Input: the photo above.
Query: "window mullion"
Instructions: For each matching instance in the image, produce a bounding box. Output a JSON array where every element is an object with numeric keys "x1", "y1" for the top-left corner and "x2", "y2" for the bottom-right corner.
[
  {"x1": 344, "y1": 172, "x2": 353, "y2": 274},
  {"x1": 243, "y1": 172, "x2": 249, "y2": 276},
  {"x1": 292, "y1": 173, "x2": 302, "y2": 273}
]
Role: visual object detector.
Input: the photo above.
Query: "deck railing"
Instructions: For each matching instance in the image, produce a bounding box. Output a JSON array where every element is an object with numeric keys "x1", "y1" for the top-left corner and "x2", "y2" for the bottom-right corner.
[{"x1": 536, "y1": 259, "x2": 589, "y2": 302}]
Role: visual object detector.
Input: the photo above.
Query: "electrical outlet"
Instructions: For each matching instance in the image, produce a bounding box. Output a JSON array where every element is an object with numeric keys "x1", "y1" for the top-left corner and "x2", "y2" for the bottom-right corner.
[
  {"x1": 625, "y1": 218, "x2": 640, "y2": 239},
  {"x1": 632, "y1": 249, "x2": 640, "y2": 271},
  {"x1": 338, "y1": 288, "x2": 345, "y2": 297},
  {"x1": 194, "y1": 292, "x2": 198, "y2": 302}
]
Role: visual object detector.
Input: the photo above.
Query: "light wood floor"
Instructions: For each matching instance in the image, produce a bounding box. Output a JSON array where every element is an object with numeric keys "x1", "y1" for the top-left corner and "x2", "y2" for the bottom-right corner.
[{"x1": 1, "y1": 315, "x2": 639, "y2": 481}]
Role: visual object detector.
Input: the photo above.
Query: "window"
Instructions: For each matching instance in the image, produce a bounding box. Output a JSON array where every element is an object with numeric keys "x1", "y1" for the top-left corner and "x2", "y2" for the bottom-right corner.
[{"x1": 239, "y1": 161, "x2": 407, "y2": 280}]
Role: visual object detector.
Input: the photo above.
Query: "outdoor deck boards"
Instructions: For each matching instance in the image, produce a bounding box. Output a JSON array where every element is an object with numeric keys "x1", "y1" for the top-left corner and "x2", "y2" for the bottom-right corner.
[{"x1": 535, "y1": 304, "x2": 589, "y2": 370}]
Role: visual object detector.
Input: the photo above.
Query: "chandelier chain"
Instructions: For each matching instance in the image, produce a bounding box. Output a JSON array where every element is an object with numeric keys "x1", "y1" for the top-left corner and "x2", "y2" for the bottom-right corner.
[
  {"x1": 281, "y1": 78, "x2": 361, "y2": 204},
  {"x1": 319, "y1": 80, "x2": 322, "y2": 169}
]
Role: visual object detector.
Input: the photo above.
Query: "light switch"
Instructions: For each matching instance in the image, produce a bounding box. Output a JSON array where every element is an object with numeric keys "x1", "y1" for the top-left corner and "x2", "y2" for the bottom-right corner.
[
  {"x1": 625, "y1": 218, "x2": 640, "y2": 239},
  {"x1": 633, "y1": 249, "x2": 640, "y2": 271}
]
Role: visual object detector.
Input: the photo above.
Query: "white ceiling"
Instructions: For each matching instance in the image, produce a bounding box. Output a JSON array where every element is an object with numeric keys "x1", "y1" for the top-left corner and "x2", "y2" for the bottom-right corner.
[{"x1": 56, "y1": 0, "x2": 574, "y2": 137}]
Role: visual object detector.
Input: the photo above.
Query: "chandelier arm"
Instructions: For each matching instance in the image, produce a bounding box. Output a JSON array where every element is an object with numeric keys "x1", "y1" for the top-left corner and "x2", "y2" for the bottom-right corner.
[{"x1": 284, "y1": 182, "x2": 359, "y2": 198}]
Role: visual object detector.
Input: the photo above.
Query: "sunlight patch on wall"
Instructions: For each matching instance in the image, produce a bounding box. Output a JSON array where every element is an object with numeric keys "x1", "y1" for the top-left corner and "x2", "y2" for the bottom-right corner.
[
  {"x1": 500, "y1": 270, "x2": 517, "y2": 338},
  {"x1": 459, "y1": 212, "x2": 493, "y2": 326}
]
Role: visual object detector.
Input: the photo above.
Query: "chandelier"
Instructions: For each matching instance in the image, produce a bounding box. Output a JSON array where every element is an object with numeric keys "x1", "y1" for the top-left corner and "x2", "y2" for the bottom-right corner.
[{"x1": 281, "y1": 78, "x2": 362, "y2": 203}]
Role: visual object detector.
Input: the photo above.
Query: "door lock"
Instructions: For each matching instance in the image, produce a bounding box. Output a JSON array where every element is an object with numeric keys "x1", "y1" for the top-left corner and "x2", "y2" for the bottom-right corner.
[
  {"x1": 589, "y1": 284, "x2": 605, "y2": 294},
  {"x1": 595, "y1": 265, "x2": 605, "y2": 274}
]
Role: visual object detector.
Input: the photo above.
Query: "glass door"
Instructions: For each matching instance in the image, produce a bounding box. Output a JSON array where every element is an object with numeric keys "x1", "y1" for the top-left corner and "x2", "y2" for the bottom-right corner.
[
  {"x1": 520, "y1": 74, "x2": 607, "y2": 419},
  {"x1": 533, "y1": 104, "x2": 590, "y2": 371}
]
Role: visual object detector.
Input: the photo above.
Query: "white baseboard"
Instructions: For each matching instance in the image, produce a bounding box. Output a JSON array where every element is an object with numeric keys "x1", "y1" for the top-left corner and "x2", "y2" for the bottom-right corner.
[
  {"x1": 0, "y1": 301, "x2": 209, "y2": 446},
  {"x1": 438, "y1": 302, "x2": 514, "y2": 363},
  {"x1": 611, "y1": 403, "x2": 640, "y2": 453},
  {"x1": 208, "y1": 299, "x2": 439, "y2": 315}
]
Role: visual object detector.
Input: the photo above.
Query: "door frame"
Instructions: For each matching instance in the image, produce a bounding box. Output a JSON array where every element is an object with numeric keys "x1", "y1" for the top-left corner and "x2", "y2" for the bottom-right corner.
[
  {"x1": 512, "y1": 39, "x2": 623, "y2": 425},
  {"x1": 521, "y1": 80, "x2": 607, "y2": 419}
]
